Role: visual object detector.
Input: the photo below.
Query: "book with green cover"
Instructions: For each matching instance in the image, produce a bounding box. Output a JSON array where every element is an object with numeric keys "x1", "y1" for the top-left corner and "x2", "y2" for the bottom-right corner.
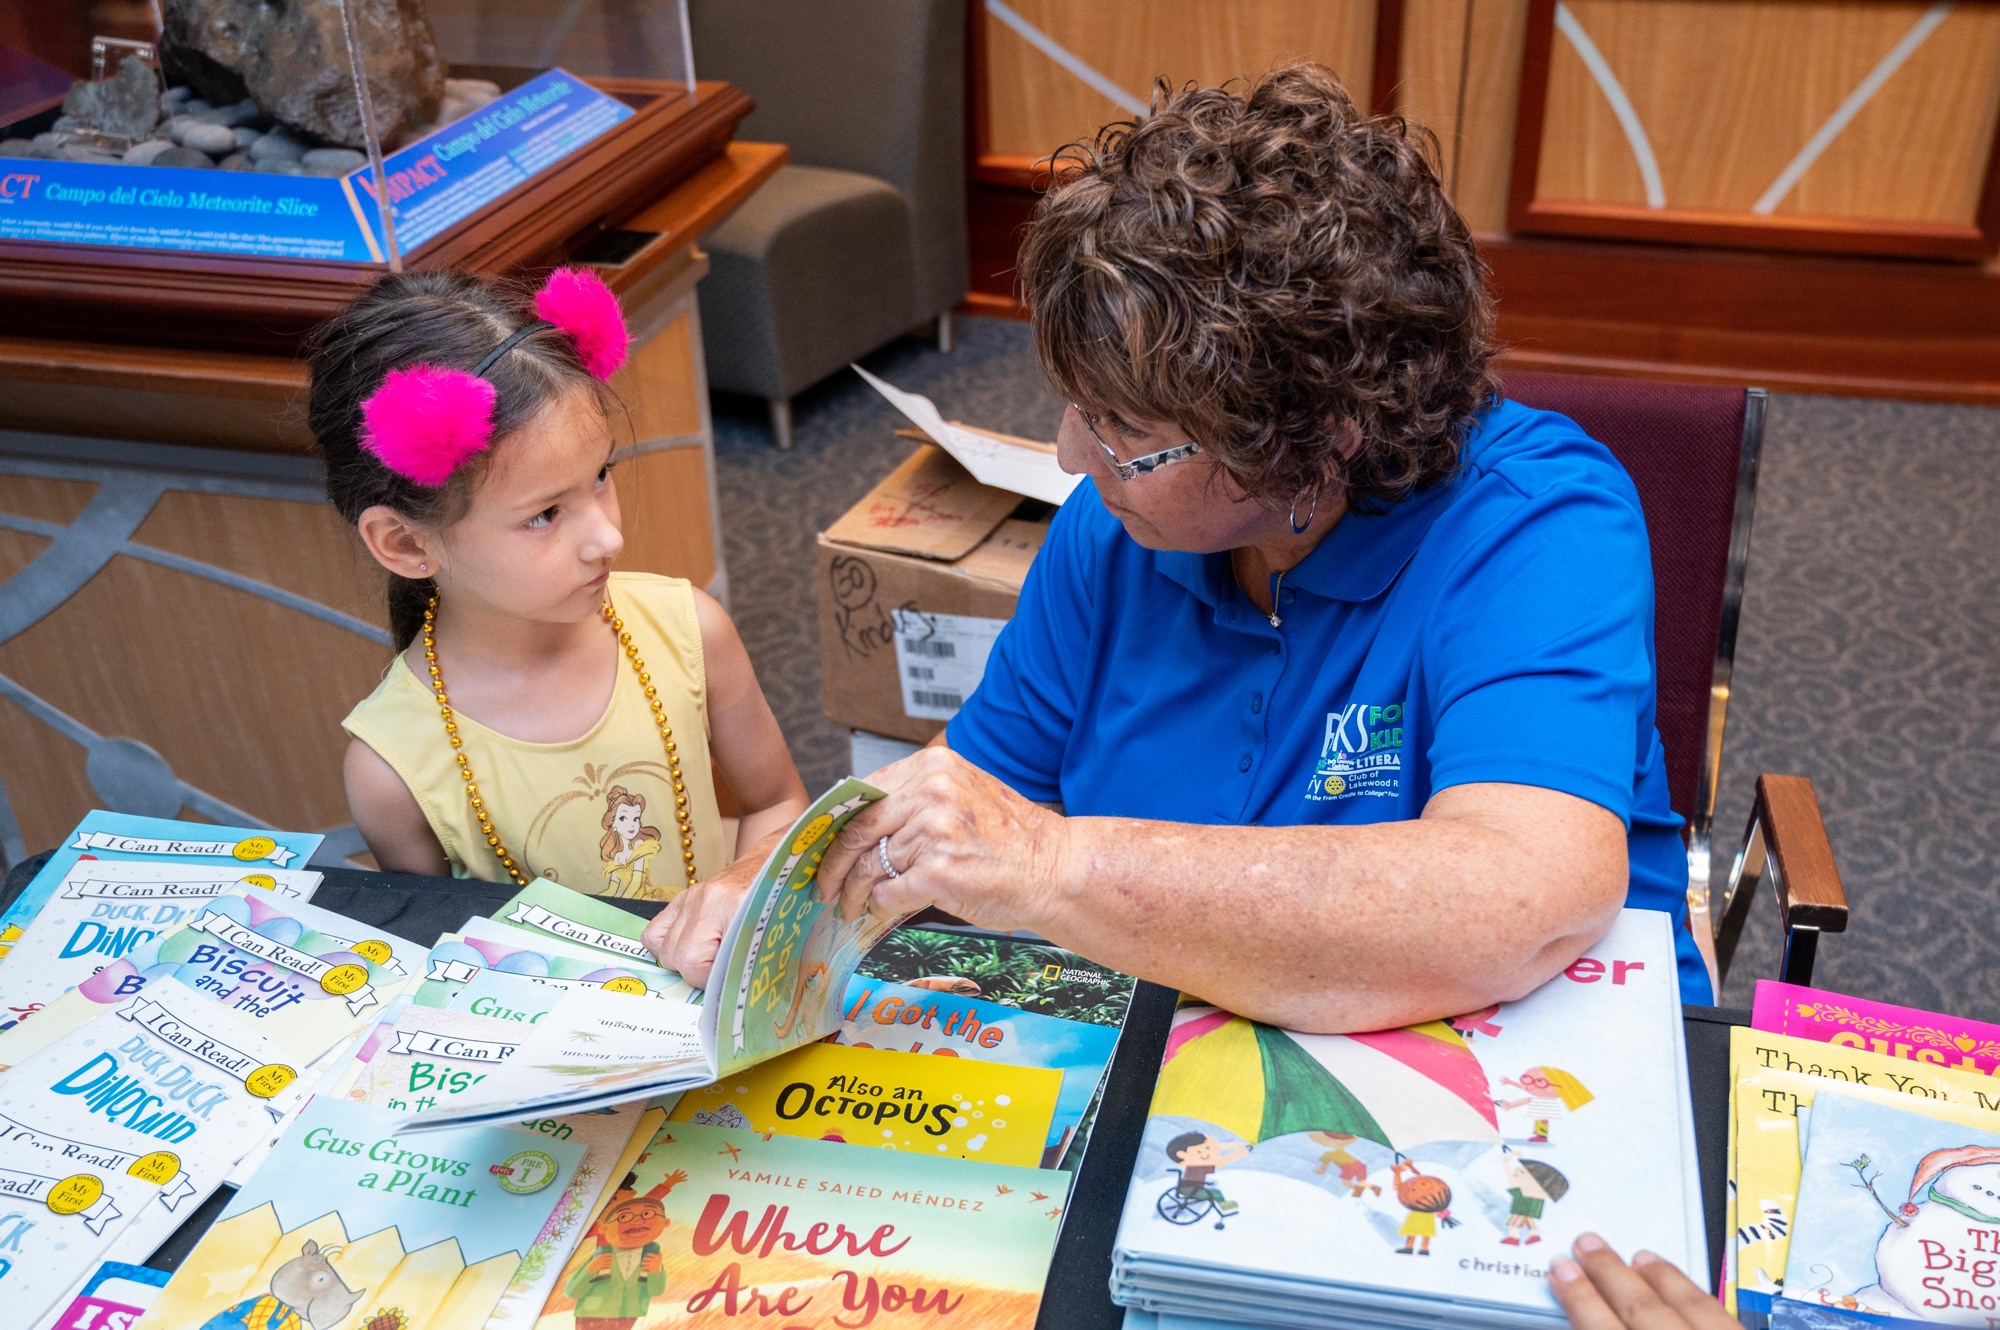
[
  {"x1": 136, "y1": 1099, "x2": 587, "y2": 1330},
  {"x1": 490, "y1": 880, "x2": 654, "y2": 965},
  {"x1": 400, "y1": 778, "x2": 908, "y2": 1129}
]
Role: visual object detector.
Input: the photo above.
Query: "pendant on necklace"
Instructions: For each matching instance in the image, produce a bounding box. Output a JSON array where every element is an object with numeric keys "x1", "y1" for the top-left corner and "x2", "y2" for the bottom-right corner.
[{"x1": 1268, "y1": 611, "x2": 1282, "y2": 628}]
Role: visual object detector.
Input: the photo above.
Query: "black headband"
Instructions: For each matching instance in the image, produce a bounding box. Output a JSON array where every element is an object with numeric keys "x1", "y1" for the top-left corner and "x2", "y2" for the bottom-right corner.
[{"x1": 471, "y1": 320, "x2": 555, "y2": 378}]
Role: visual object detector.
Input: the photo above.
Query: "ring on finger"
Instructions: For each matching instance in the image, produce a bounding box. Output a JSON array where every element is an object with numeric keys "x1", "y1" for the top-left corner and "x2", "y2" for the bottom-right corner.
[{"x1": 876, "y1": 835, "x2": 901, "y2": 880}]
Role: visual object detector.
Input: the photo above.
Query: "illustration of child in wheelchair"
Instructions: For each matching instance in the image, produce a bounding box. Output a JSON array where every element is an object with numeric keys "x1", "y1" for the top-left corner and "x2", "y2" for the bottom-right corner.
[{"x1": 1157, "y1": 1130, "x2": 1248, "y2": 1229}]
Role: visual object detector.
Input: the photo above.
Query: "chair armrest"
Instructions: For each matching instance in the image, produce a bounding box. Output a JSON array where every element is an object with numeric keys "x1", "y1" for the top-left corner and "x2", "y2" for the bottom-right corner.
[{"x1": 1714, "y1": 774, "x2": 1848, "y2": 986}]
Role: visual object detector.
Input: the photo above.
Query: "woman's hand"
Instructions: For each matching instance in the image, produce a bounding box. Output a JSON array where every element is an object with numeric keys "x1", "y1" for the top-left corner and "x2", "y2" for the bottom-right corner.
[
  {"x1": 642, "y1": 834, "x2": 773, "y2": 985},
  {"x1": 1549, "y1": 1235, "x2": 1735, "y2": 1330},
  {"x1": 814, "y1": 748, "x2": 1069, "y2": 932}
]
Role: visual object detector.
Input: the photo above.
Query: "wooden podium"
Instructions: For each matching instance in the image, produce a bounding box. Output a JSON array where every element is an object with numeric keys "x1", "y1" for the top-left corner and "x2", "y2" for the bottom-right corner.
[{"x1": 0, "y1": 138, "x2": 786, "y2": 867}]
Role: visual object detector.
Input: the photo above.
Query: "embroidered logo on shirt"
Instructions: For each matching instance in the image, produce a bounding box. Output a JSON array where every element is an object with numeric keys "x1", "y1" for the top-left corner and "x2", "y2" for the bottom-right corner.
[{"x1": 1304, "y1": 702, "x2": 1404, "y2": 802}]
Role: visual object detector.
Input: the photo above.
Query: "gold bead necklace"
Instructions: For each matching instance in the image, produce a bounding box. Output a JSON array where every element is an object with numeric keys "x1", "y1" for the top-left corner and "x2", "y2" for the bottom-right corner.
[{"x1": 420, "y1": 591, "x2": 698, "y2": 889}]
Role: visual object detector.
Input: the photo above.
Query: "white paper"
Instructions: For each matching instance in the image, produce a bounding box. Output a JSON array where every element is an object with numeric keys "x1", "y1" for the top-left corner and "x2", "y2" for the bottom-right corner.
[
  {"x1": 853, "y1": 364, "x2": 1081, "y2": 507},
  {"x1": 892, "y1": 608, "x2": 1006, "y2": 720}
]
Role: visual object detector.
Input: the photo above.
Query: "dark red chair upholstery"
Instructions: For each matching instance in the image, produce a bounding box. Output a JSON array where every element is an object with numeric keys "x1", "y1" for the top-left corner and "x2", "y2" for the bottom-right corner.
[{"x1": 1498, "y1": 371, "x2": 1846, "y2": 987}]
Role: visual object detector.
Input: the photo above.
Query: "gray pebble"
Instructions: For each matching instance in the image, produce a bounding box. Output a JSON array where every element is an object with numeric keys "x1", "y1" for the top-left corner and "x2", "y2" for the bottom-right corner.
[
  {"x1": 32, "y1": 131, "x2": 62, "y2": 146},
  {"x1": 248, "y1": 129, "x2": 306, "y2": 163},
  {"x1": 24, "y1": 141, "x2": 62, "y2": 160},
  {"x1": 184, "y1": 98, "x2": 211, "y2": 113},
  {"x1": 52, "y1": 114, "x2": 79, "y2": 132},
  {"x1": 301, "y1": 146, "x2": 366, "y2": 174},
  {"x1": 163, "y1": 84, "x2": 193, "y2": 104},
  {"x1": 152, "y1": 146, "x2": 216, "y2": 169},
  {"x1": 254, "y1": 157, "x2": 306, "y2": 175},
  {"x1": 58, "y1": 144, "x2": 123, "y2": 164},
  {"x1": 219, "y1": 151, "x2": 255, "y2": 171},
  {"x1": 188, "y1": 103, "x2": 244, "y2": 128},
  {"x1": 232, "y1": 125, "x2": 262, "y2": 148},
  {"x1": 123, "y1": 138, "x2": 177, "y2": 165},
  {"x1": 177, "y1": 120, "x2": 239, "y2": 155},
  {"x1": 235, "y1": 98, "x2": 261, "y2": 122},
  {"x1": 0, "y1": 139, "x2": 35, "y2": 158}
]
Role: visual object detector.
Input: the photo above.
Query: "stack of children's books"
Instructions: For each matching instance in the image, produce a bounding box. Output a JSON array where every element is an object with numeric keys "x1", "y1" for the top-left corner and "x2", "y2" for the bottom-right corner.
[
  {"x1": 1111, "y1": 908, "x2": 1706, "y2": 1330},
  {"x1": 1726, "y1": 980, "x2": 2000, "y2": 1329},
  {"x1": 0, "y1": 780, "x2": 1138, "y2": 1330}
]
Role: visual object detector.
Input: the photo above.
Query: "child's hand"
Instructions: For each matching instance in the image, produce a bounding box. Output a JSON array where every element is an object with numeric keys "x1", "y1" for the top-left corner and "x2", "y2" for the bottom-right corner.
[
  {"x1": 644, "y1": 840, "x2": 772, "y2": 985},
  {"x1": 1549, "y1": 1234, "x2": 1735, "y2": 1330}
]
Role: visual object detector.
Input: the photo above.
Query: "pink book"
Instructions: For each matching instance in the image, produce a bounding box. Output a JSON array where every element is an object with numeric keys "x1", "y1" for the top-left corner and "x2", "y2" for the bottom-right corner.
[{"x1": 1751, "y1": 979, "x2": 2000, "y2": 1076}]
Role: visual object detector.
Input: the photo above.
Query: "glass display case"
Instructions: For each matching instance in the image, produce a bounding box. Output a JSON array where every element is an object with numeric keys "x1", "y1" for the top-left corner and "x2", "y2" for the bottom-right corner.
[{"x1": 0, "y1": 0, "x2": 737, "y2": 350}]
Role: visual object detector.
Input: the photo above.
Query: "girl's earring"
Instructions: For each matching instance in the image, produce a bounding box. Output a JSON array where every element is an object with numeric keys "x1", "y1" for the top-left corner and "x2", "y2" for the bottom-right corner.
[{"x1": 418, "y1": 563, "x2": 429, "y2": 574}]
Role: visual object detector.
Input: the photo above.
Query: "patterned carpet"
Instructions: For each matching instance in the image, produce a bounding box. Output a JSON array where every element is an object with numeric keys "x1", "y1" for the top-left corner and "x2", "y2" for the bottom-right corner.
[{"x1": 702, "y1": 314, "x2": 2000, "y2": 1020}]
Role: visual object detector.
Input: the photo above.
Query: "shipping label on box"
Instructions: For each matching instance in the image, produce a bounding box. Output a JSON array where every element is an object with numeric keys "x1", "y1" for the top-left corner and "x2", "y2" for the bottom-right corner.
[{"x1": 892, "y1": 609, "x2": 1007, "y2": 720}]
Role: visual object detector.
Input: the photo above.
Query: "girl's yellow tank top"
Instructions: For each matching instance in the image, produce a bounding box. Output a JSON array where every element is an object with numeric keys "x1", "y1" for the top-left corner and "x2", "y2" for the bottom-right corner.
[{"x1": 341, "y1": 572, "x2": 726, "y2": 899}]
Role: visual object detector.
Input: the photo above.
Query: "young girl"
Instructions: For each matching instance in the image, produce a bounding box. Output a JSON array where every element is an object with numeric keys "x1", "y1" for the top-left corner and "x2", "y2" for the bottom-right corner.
[{"x1": 311, "y1": 266, "x2": 808, "y2": 898}]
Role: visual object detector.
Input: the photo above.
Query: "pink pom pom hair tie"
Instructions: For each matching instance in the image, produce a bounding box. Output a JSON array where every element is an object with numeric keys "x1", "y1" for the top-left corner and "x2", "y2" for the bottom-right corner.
[
  {"x1": 534, "y1": 266, "x2": 630, "y2": 380},
  {"x1": 356, "y1": 267, "x2": 631, "y2": 487},
  {"x1": 359, "y1": 365, "x2": 498, "y2": 488}
]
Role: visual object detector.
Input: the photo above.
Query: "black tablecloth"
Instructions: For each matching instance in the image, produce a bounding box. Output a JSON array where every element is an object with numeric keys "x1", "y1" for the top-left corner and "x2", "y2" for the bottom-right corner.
[{"x1": 0, "y1": 854, "x2": 1745, "y2": 1329}]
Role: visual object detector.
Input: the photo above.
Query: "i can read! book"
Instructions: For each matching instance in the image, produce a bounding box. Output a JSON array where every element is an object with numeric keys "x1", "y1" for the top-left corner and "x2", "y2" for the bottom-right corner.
[
  {"x1": 0, "y1": 890, "x2": 419, "y2": 1074},
  {"x1": 414, "y1": 915, "x2": 691, "y2": 1010},
  {"x1": 532, "y1": 1119, "x2": 1070, "y2": 1330},
  {"x1": 0, "y1": 812, "x2": 322, "y2": 963},
  {"x1": 137, "y1": 1098, "x2": 587, "y2": 1330},
  {"x1": 0, "y1": 860, "x2": 319, "y2": 1033},
  {"x1": 488, "y1": 879, "x2": 656, "y2": 966}
]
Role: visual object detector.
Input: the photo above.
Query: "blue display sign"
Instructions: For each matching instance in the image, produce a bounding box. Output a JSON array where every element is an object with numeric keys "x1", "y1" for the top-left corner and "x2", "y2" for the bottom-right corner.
[{"x1": 0, "y1": 69, "x2": 634, "y2": 264}]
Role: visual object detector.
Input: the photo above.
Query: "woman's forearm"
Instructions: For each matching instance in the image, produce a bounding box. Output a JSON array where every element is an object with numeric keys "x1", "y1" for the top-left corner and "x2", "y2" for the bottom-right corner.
[{"x1": 1028, "y1": 785, "x2": 1626, "y2": 1032}]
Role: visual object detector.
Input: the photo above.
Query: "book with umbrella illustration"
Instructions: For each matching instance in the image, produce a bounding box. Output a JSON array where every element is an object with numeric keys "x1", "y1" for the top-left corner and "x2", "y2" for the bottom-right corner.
[{"x1": 1111, "y1": 909, "x2": 1705, "y2": 1330}]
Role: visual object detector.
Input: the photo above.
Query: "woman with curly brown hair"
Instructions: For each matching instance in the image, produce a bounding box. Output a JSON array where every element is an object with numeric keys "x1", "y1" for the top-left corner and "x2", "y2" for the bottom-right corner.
[{"x1": 651, "y1": 61, "x2": 1707, "y2": 1029}]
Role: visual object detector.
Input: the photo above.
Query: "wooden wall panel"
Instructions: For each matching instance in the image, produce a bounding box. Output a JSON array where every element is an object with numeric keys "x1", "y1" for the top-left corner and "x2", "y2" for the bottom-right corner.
[
  {"x1": 0, "y1": 549, "x2": 390, "y2": 840},
  {"x1": 612, "y1": 309, "x2": 705, "y2": 443},
  {"x1": 982, "y1": 0, "x2": 1378, "y2": 162},
  {"x1": 1535, "y1": 0, "x2": 2000, "y2": 225},
  {"x1": 0, "y1": 693, "x2": 99, "y2": 861},
  {"x1": 615, "y1": 445, "x2": 721, "y2": 589},
  {"x1": 1394, "y1": 0, "x2": 1532, "y2": 232},
  {"x1": 132, "y1": 491, "x2": 389, "y2": 628},
  {"x1": 0, "y1": 527, "x2": 51, "y2": 578},
  {"x1": 0, "y1": 476, "x2": 97, "y2": 526}
]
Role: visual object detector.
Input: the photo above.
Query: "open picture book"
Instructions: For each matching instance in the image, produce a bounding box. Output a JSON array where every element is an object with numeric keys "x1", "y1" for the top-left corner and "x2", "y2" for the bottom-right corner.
[{"x1": 400, "y1": 776, "x2": 907, "y2": 1130}]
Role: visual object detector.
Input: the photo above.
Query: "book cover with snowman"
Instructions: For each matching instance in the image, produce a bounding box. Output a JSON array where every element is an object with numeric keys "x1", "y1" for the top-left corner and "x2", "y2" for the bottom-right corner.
[
  {"x1": 1109, "y1": 909, "x2": 1702, "y2": 1323},
  {"x1": 1782, "y1": 1091, "x2": 2000, "y2": 1325},
  {"x1": 136, "y1": 1099, "x2": 587, "y2": 1330}
]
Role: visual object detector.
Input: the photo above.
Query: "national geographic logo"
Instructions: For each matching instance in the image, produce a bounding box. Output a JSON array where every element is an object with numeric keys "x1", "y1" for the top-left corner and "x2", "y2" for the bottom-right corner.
[{"x1": 1042, "y1": 963, "x2": 1114, "y2": 988}]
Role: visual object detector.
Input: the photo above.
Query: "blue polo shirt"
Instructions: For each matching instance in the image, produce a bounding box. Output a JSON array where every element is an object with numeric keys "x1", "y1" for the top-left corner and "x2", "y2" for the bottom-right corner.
[{"x1": 947, "y1": 398, "x2": 1709, "y2": 1004}]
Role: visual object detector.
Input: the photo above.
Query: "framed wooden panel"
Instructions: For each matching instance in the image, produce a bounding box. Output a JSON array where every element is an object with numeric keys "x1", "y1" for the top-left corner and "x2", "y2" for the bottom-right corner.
[
  {"x1": 1509, "y1": 0, "x2": 2000, "y2": 258},
  {"x1": 971, "y1": 0, "x2": 1380, "y2": 185}
]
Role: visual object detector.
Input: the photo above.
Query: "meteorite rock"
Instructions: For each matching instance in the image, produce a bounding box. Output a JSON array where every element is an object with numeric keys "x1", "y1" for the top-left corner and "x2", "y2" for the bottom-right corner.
[
  {"x1": 159, "y1": 0, "x2": 444, "y2": 151},
  {"x1": 153, "y1": 146, "x2": 217, "y2": 169},
  {"x1": 61, "y1": 54, "x2": 161, "y2": 141}
]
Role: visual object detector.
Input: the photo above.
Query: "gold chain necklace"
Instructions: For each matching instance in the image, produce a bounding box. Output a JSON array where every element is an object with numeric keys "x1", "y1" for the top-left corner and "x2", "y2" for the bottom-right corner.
[{"x1": 420, "y1": 591, "x2": 698, "y2": 889}]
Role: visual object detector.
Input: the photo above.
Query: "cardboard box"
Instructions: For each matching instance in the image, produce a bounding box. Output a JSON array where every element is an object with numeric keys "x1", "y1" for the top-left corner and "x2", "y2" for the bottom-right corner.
[{"x1": 817, "y1": 444, "x2": 1049, "y2": 743}]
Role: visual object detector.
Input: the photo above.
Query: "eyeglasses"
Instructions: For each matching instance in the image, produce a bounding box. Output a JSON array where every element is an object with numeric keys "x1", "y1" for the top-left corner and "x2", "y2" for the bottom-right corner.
[{"x1": 1071, "y1": 404, "x2": 1203, "y2": 481}]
